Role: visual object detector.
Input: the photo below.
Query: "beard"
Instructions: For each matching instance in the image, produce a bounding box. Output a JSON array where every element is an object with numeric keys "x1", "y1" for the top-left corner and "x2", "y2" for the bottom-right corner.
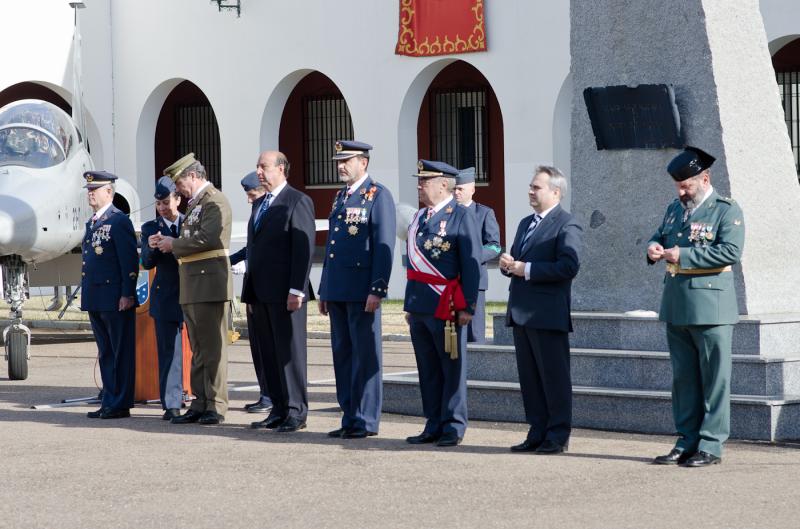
[{"x1": 680, "y1": 194, "x2": 702, "y2": 210}]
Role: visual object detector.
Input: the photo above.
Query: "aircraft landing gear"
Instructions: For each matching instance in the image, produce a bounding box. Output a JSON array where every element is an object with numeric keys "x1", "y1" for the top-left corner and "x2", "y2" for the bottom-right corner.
[{"x1": 2, "y1": 255, "x2": 31, "y2": 380}]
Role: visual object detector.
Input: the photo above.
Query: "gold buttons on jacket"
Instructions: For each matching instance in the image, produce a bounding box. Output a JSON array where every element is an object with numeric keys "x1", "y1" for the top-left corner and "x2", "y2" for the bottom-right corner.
[{"x1": 330, "y1": 253, "x2": 334, "y2": 258}]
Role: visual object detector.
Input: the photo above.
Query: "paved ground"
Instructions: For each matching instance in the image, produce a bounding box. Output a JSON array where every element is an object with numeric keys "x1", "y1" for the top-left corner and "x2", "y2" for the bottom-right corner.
[{"x1": 1, "y1": 332, "x2": 799, "y2": 529}]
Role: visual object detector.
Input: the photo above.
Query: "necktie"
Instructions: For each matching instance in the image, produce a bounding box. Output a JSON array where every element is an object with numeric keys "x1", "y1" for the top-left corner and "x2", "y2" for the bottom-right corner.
[
  {"x1": 424, "y1": 208, "x2": 434, "y2": 224},
  {"x1": 521, "y1": 214, "x2": 542, "y2": 246},
  {"x1": 170, "y1": 223, "x2": 178, "y2": 238},
  {"x1": 254, "y1": 193, "x2": 273, "y2": 229},
  {"x1": 90, "y1": 214, "x2": 97, "y2": 228},
  {"x1": 682, "y1": 207, "x2": 692, "y2": 223}
]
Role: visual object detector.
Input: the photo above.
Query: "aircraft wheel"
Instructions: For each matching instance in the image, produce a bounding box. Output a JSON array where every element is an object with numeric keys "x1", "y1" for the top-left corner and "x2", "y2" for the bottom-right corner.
[{"x1": 7, "y1": 329, "x2": 29, "y2": 380}]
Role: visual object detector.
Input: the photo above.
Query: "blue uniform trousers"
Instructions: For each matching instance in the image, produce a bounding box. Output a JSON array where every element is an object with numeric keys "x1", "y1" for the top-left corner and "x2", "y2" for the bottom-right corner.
[
  {"x1": 408, "y1": 313, "x2": 468, "y2": 438},
  {"x1": 467, "y1": 290, "x2": 487, "y2": 344},
  {"x1": 328, "y1": 301, "x2": 382, "y2": 432},
  {"x1": 89, "y1": 310, "x2": 136, "y2": 410},
  {"x1": 153, "y1": 319, "x2": 184, "y2": 410}
]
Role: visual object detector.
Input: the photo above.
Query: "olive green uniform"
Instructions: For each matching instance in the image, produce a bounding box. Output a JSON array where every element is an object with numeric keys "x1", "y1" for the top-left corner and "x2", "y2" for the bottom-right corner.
[
  {"x1": 648, "y1": 189, "x2": 745, "y2": 457},
  {"x1": 172, "y1": 184, "x2": 233, "y2": 416}
]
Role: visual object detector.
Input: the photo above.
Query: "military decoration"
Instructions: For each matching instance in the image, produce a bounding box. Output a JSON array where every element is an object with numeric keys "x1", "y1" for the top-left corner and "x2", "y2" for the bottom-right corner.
[
  {"x1": 424, "y1": 235, "x2": 451, "y2": 259},
  {"x1": 344, "y1": 207, "x2": 368, "y2": 235},
  {"x1": 91, "y1": 224, "x2": 111, "y2": 255},
  {"x1": 348, "y1": 225, "x2": 359, "y2": 236},
  {"x1": 360, "y1": 185, "x2": 378, "y2": 203},
  {"x1": 438, "y1": 220, "x2": 448, "y2": 237},
  {"x1": 688, "y1": 223, "x2": 714, "y2": 247},
  {"x1": 186, "y1": 205, "x2": 202, "y2": 225},
  {"x1": 445, "y1": 206, "x2": 453, "y2": 214}
]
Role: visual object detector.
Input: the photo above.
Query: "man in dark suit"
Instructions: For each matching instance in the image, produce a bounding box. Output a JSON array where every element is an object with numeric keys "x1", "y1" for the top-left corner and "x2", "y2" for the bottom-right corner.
[
  {"x1": 500, "y1": 165, "x2": 582, "y2": 454},
  {"x1": 140, "y1": 176, "x2": 185, "y2": 420},
  {"x1": 230, "y1": 171, "x2": 272, "y2": 414},
  {"x1": 245, "y1": 150, "x2": 316, "y2": 433},
  {"x1": 454, "y1": 167, "x2": 501, "y2": 344},
  {"x1": 319, "y1": 140, "x2": 396, "y2": 439},
  {"x1": 404, "y1": 160, "x2": 481, "y2": 447},
  {"x1": 81, "y1": 171, "x2": 139, "y2": 420}
]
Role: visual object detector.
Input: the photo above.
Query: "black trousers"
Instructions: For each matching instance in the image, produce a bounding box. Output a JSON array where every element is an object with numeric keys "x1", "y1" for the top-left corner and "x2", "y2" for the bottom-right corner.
[
  {"x1": 250, "y1": 301, "x2": 308, "y2": 421},
  {"x1": 512, "y1": 326, "x2": 572, "y2": 444}
]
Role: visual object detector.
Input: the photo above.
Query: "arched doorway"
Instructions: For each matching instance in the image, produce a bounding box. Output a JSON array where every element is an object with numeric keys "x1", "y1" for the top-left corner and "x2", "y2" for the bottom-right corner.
[
  {"x1": 278, "y1": 71, "x2": 354, "y2": 244},
  {"x1": 153, "y1": 81, "x2": 222, "y2": 188},
  {"x1": 773, "y1": 37, "x2": 800, "y2": 179},
  {"x1": 416, "y1": 61, "x2": 505, "y2": 239}
]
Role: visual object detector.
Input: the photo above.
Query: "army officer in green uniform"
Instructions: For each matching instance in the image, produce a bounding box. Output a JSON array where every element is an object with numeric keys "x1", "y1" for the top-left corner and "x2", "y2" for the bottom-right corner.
[
  {"x1": 155, "y1": 153, "x2": 233, "y2": 425},
  {"x1": 647, "y1": 146, "x2": 745, "y2": 467}
]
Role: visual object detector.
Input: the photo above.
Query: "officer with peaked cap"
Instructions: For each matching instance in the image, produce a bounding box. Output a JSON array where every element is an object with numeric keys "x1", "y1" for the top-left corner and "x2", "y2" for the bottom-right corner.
[
  {"x1": 81, "y1": 171, "x2": 139, "y2": 420},
  {"x1": 404, "y1": 159, "x2": 481, "y2": 447},
  {"x1": 140, "y1": 176, "x2": 185, "y2": 420},
  {"x1": 454, "y1": 167, "x2": 501, "y2": 344},
  {"x1": 154, "y1": 153, "x2": 233, "y2": 426},
  {"x1": 647, "y1": 146, "x2": 745, "y2": 467},
  {"x1": 230, "y1": 171, "x2": 273, "y2": 414},
  {"x1": 319, "y1": 140, "x2": 396, "y2": 439}
]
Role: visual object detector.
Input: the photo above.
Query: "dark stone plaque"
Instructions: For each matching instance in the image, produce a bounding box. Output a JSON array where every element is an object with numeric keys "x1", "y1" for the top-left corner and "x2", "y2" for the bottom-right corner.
[{"x1": 583, "y1": 84, "x2": 683, "y2": 150}]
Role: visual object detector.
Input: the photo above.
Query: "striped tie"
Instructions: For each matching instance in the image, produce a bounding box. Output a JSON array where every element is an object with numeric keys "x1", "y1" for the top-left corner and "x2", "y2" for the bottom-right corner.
[
  {"x1": 254, "y1": 193, "x2": 273, "y2": 229},
  {"x1": 521, "y1": 214, "x2": 542, "y2": 246}
]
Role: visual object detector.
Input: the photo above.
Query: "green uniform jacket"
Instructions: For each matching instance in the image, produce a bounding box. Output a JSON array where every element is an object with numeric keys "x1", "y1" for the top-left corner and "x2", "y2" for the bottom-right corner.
[
  {"x1": 172, "y1": 183, "x2": 233, "y2": 304},
  {"x1": 648, "y1": 190, "x2": 745, "y2": 326}
]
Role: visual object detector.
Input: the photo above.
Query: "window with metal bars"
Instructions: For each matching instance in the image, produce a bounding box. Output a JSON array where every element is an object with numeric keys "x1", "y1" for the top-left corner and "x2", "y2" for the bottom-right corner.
[
  {"x1": 303, "y1": 96, "x2": 354, "y2": 186},
  {"x1": 777, "y1": 71, "x2": 800, "y2": 179},
  {"x1": 174, "y1": 104, "x2": 222, "y2": 188},
  {"x1": 430, "y1": 89, "x2": 489, "y2": 183}
]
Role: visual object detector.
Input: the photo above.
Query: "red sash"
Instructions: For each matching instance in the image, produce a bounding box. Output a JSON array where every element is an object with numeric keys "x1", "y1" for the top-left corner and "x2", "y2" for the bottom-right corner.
[{"x1": 406, "y1": 269, "x2": 467, "y2": 321}]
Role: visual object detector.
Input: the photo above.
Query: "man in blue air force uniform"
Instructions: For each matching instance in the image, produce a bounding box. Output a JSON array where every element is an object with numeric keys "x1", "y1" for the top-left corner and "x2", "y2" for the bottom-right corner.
[
  {"x1": 81, "y1": 171, "x2": 139, "y2": 420},
  {"x1": 230, "y1": 171, "x2": 273, "y2": 414},
  {"x1": 404, "y1": 160, "x2": 481, "y2": 447},
  {"x1": 454, "y1": 167, "x2": 501, "y2": 344},
  {"x1": 648, "y1": 146, "x2": 745, "y2": 468},
  {"x1": 140, "y1": 176, "x2": 185, "y2": 420},
  {"x1": 318, "y1": 140, "x2": 396, "y2": 439}
]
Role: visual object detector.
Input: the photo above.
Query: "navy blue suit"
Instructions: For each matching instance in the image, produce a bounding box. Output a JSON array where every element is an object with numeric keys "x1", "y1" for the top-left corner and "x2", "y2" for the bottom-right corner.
[
  {"x1": 504, "y1": 204, "x2": 582, "y2": 445},
  {"x1": 80, "y1": 205, "x2": 139, "y2": 411},
  {"x1": 140, "y1": 215, "x2": 185, "y2": 411},
  {"x1": 230, "y1": 195, "x2": 271, "y2": 407},
  {"x1": 465, "y1": 202, "x2": 501, "y2": 343},
  {"x1": 404, "y1": 197, "x2": 481, "y2": 439},
  {"x1": 319, "y1": 176, "x2": 396, "y2": 433},
  {"x1": 241, "y1": 185, "x2": 315, "y2": 423}
]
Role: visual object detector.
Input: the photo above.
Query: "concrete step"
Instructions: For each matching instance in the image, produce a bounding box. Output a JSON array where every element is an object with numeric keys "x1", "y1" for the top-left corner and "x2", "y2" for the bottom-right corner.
[
  {"x1": 490, "y1": 312, "x2": 800, "y2": 358},
  {"x1": 382, "y1": 372, "x2": 800, "y2": 441},
  {"x1": 467, "y1": 344, "x2": 800, "y2": 396}
]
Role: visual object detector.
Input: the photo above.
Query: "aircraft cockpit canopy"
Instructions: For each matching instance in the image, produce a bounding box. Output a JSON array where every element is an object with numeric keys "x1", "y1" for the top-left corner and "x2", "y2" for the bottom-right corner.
[{"x1": 0, "y1": 100, "x2": 78, "y2": 170}]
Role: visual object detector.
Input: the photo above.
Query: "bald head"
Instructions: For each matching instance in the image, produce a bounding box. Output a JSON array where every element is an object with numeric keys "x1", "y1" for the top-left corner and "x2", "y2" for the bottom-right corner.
[{"x1": 256, "y1": 150, "x2": 290, "y2": 192}]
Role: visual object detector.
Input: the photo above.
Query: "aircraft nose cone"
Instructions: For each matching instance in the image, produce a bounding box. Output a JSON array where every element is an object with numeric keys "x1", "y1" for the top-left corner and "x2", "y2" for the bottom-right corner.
[{"x1": 0, "y1": 210, "x2": 14, "y2": 246}]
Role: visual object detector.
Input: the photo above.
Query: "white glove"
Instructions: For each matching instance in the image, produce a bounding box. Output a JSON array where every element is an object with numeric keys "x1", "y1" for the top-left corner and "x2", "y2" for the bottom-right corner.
[{"x1": 231, "y1": 261, "x2": 246, "y2": 275}]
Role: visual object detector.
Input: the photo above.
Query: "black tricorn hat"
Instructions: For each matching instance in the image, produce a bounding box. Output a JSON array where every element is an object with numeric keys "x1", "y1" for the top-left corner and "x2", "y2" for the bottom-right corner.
[{"x1": 667, "y1": 146, "x2": 716, "y2": 181}]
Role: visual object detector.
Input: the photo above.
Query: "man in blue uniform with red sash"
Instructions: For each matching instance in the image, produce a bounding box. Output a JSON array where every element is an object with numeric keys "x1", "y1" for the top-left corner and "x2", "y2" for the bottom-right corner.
[{"x1": 404, "y1": 160, "x2": 481, "y2": 447}]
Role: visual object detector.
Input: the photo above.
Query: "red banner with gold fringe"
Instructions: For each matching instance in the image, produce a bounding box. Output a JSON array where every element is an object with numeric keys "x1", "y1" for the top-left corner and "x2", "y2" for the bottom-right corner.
[{"x1": 395, "y1": 0, "x2": 486, "y2": 57}]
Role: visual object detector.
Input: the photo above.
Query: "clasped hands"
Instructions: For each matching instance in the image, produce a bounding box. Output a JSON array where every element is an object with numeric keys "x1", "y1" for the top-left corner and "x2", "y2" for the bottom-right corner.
[
  {"x1": 499, "y1": 252, "x2": 526, "y2": 277},
  {"x1": 647, "y1": 243, "x2": 680, "y2": 264},
  {"x1": 149, "y1": 233, "x2": 174, "y2": 253}
]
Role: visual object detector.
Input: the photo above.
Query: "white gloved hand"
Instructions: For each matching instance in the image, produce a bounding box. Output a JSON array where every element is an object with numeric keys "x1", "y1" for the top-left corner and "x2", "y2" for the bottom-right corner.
[{"x1": 231, "y1": 261, "x2": 246, "y2": 275}]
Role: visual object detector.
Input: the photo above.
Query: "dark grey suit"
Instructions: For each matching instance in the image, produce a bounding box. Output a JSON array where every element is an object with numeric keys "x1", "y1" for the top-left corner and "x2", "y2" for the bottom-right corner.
[
  {"x1": 465, "y1": 202, "x2": 501, "y2": 343},
  {"x1": 504, "y1": 204, "x2": 582, "y2": 445}
]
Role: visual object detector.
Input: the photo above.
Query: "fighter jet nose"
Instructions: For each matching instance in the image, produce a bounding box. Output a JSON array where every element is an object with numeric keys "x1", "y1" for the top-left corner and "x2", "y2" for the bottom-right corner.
[{"x1": 0, "y1": 210, "x2": 14, "y2": 246}]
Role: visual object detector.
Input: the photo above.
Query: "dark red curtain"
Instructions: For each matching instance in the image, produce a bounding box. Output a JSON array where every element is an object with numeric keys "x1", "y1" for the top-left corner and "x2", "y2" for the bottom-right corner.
[{"x1": 396, "y1": 0, "x2": 486, "y2": 57}]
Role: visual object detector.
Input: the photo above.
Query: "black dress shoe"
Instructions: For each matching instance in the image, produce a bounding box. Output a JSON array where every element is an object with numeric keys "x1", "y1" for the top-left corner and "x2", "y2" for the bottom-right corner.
[
  {"x1": 276, "y1": 417, "x2": 306, "y2": 432},
  {"x1": 246, "y1": 402, "x2": 273, "y2": 414},
  {"x1": 100, "y1": 408, "x2": 131, "y2": 419},
  {"x1": 653, "y1": 448, "x2": 693, "y2": 465},
  {"x1": 682, "y1": 451, "x2": 721, "y2": 467},
  {"x1": 198, "y1": 411, "x2": 224, "y2": 425},
  {"x1": 243, "y1": 401, "x2": 261, "y2": 410},
  {"x1": 406, "y1": 432, "x2": 440, "y2": 445},
  {"x1": 162, "y1": 409, "x2": 181, "y2": 421},
  {"x1": 342, "y1": 428, "x2": 377, "y2": 439},
  {"x1": 87, "y1": 407, "x2": 107, "y2": 419},
  {"x1": 171, "y1": 409, "x2": 204, "y2": 424},
  {"x1": 328, "y1": 427, "x2": 347, "y2": 438},
  {"x1": 251, "y1": 415, "x2": 285, "y2": 430},
  {"x1": 535, "y1": 439, "x2": 568, "y2": 454},
  {"x1": 436, "y1": 432, "x2": 462, "y2": 447},
  {"x1": 510, "y1": 439, "x2": 542, "y2": 452}
]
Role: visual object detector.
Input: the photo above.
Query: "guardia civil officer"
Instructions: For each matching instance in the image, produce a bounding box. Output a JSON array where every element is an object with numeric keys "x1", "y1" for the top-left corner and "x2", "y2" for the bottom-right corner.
[
  {"x1": 230, "y1": 171, "x2": 273, "y2": 414},
  {"x1": 647, "y1": 146, "x2": 745, "y2": 467},
  {"x1": 404, "y1": 160, "x2": 481, "y2": 447},
  {"x1": 140, "y1": 176, "x2": 185, "y2": 420},
  {"x1": 155, "y1": 154, "x2": 233, "y2": 426},
  {"x1": 81, "y1": 171, "x2": 139, "y2": 420},
  {"x1": 318, "y1": 140, "x2": 396, "y2": 439},
  {"x1": 454, "y1": 167, "x2": 501, "y2": 344}
]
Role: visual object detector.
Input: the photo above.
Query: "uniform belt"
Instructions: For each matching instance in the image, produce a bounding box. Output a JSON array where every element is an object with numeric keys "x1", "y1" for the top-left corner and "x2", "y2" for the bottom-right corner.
[
  {"x1": 177, "y1": 249, "x2": 229, "y2": 265},
  {"x1": 666, "y1": 264, "x2": 732, "y2": 277}
]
